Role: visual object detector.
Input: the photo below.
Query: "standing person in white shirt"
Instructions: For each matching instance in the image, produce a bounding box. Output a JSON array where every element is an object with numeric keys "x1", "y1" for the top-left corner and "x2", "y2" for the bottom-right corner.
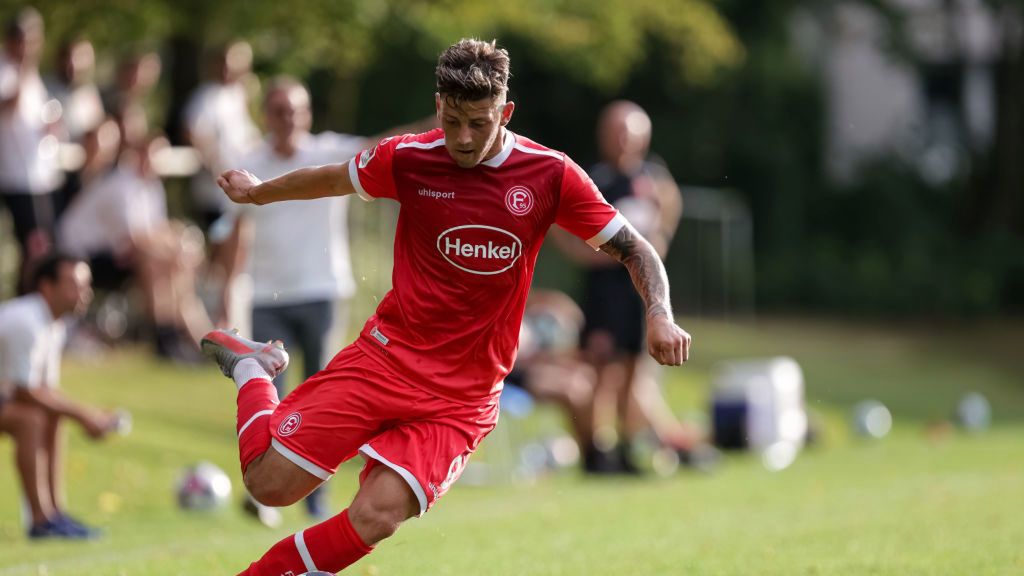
[
  {"x1": 183, "y1": 40, "x2": 260, "y2": 232},
  {"x1": 0, "y1": 8, "x2": 64, "y2": 294},
  {"x1": 0, "y1": 253, "x2": 119, "y2": 539},
  {"x1": 45, "y1": 37, "x2": 106, "y2": 214},
  {"x1": 45, "y1": 38, "x2": 105, "y2": 145},
  {"x1": 216, "y1": 77, "x2": 364, "y2": 520}
]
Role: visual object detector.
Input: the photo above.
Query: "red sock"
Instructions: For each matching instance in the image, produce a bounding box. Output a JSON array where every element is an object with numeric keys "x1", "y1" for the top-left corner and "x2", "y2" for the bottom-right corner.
[
  {"x1": 236, "y1": 378, "x2": 279, "y2": 473},
  {"x1": 238, "y1": 509, "x2": 374, "y2": 576}
]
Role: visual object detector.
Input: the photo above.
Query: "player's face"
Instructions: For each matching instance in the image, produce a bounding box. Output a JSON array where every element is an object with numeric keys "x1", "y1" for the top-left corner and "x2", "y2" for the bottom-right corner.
[{"x1": 436, "y1": 94, "x2": 514, "y2": 168}]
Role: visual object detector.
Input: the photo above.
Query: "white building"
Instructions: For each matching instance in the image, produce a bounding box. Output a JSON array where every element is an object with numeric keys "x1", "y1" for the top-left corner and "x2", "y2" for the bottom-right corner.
[{"x1": 794, "y1": 0, "x2": 1014, "y2": 184}]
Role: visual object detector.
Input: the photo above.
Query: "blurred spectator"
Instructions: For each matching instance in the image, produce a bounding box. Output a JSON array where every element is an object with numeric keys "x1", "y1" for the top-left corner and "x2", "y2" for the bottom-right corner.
[
  {"x1": 507, "y1": 290, "x2": 596, "y2": 452},
  {"x1": 45, "y1": 37, "x2": 106, "y2": 215},
  {"x1": 212, "y1": 77, "x2": 364, "y2": 520},
  {"x1": 45, "y1": 38, "x2": 104, "y2": 144},
  {"x1": 0, "y1": 253, "x2": 119, "y2": 539},
  {"x1": 0, "y1": 8, "x2": 64, "y2": 294},
  {"x1": 183, "y1": 40, "x2": 259, "y2": 231},
  {"x1": 103, "y1": 50, "x2": 162, "y2": 150},
  {"x1": 57, "y1": 136, "x2": 212, "y2": 362},
  {"x1": 511, "y1": 288, "x2": 715, "y2": 474},
  {"x1": 73, "y1": 116, "x2": 123, "y2": 187},
  {"x1": 556, "y1": 100, "x2": 691, "y2": 473}
]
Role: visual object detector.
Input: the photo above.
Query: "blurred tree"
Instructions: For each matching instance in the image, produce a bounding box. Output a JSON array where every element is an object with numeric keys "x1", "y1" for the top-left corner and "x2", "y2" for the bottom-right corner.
[
  {"x1": 970, "y1": 0, "x2": 1024, "y2": 234},
  {"x1": 1, "y1": 0, "x2": 743, "y2": 150},
  {"x1": 0, "y1": 0, "x2": 741, "y2": 85}
]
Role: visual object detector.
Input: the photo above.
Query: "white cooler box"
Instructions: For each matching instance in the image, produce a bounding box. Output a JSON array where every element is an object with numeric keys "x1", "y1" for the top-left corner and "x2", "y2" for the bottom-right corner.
[{"x1": 711, "y1": 356, "x2": 808, "y2": 452}]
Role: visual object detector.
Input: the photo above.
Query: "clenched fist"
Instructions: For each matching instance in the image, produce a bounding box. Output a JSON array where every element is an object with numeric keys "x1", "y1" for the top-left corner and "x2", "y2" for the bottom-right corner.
[
  {"x1": 646, "y1": 315, "x2": 691, "y2": 366},
  {"x1": 217, "y1": 169, "x2": 263, "y2": 204}
]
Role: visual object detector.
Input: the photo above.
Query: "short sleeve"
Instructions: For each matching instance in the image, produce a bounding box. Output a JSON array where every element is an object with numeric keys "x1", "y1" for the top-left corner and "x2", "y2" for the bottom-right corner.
[
  {"x1": 347, "y1": 135, "x2": 403, "y2": 202},
  {"x1": 0, "y1": 322, "x2": 44, "y2": 389},
  {"x1": 555, "y1": 156, "x2": 627, "y2": 249}
]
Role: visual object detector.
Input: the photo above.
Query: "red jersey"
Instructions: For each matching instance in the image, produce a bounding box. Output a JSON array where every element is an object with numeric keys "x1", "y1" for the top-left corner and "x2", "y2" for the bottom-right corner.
[{"x1": 347, "y1": 128, "x2": 624, "y2": 404}]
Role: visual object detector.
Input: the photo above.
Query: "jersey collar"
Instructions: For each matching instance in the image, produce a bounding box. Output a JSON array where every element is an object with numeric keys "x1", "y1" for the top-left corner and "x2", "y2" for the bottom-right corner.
[{"x1": 480, "y1": 129, "x2": 515, "y2": 168}]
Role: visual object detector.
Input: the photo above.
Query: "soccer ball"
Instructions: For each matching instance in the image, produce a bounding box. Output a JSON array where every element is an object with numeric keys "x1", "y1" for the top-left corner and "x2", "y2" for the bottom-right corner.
[{"x1": 176, "y1": 461, "x2": 232, "y2": 511}]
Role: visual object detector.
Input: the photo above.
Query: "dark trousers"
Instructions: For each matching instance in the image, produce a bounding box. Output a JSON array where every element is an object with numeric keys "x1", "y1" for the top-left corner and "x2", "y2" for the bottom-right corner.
[
  {"x1": 0, "y1": 189, "x2": 59, "y2": 294},
  {"x1": 252, "y1": 299, "x2": 336, "y2": 398},
  {"x1": 252, "y1": 298, "x2": 341, "y2": 516}
]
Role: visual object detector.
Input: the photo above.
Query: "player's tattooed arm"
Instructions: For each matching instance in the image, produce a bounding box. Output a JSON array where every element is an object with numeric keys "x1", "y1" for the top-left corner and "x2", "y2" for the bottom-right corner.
[
  {"x1": 600, "y1": 222, "x2": 692, "y2": 365},
  {"x1": 599, "y1": 223, "x2": 672, "y2": 321}
]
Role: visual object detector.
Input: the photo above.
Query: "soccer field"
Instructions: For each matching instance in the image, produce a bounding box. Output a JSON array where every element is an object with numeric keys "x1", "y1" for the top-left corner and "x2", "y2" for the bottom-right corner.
[{"x1": 1, "y1": 318, "x2": 1021, "y2": 575}]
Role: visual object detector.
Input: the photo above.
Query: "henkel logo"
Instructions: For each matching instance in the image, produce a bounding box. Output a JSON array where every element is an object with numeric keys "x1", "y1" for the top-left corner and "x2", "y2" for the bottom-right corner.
[
  {"x1": 437, "y1": 225, "x2": 523, "y2": 275},
  {"x1": 505, "y1": 186, "x2": 534, "y2": 216},
  {"x1": 278, "y1": 413, "x2": 302, "y2": 437}
]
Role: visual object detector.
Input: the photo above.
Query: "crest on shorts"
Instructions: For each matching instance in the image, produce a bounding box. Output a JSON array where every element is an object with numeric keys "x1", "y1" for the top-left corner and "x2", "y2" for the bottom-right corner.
[
  {"x1": 505, "y1": 186, "x2": 534, "y2": 216},
  {"x1": 439, "y1": 454, "x2": 468, "y2": 492},
  {"x1": 278, "y1": 412, "x2": 302, "y2": 437}
]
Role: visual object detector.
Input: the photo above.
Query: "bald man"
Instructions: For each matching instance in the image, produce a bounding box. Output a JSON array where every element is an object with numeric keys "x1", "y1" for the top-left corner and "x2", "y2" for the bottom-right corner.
[{"x1": 558, "y1": 101, "x2": 687, "y2": 473}]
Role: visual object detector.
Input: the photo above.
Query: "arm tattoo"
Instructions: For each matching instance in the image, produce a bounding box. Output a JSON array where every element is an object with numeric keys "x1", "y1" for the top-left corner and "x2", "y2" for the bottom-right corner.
[{"x1": 600, "y1": 225, "x2": 673, "y2": 321}]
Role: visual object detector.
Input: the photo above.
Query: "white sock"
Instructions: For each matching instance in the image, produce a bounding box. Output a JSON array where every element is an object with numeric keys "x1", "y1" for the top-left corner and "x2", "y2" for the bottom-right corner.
[{"x1": 233, "y1": 358, "x2": 272, "y2": 390}]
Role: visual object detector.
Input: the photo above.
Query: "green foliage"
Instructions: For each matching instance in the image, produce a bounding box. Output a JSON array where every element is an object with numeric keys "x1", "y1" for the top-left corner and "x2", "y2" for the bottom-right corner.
[
  {"x1": 799, "y1": 165, "x2": 1024, "y2": 314},
  {"x1": 1, "y1": 0, "x2": 742, "y2": 84},
  {"x1": 398, "y1": 0, "x2": 743, "y2": 89}
]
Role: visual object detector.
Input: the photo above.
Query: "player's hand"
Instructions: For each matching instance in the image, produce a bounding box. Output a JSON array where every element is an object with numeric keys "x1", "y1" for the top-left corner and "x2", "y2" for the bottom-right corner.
[
  {"x1": 646, "y1": 315, "x2": 691, "y2": 366},
  {"x1": 217, "y1": 169, "x2": 263, "y2": 204}
]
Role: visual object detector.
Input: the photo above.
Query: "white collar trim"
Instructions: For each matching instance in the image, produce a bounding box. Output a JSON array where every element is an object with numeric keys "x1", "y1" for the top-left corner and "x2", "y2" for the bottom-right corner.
[{"x1": 481, "y1": 130, "x2": 515, "y2": 168}]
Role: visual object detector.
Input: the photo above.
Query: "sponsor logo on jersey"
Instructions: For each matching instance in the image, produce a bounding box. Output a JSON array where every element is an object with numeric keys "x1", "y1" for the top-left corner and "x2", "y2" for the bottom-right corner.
[
  {"x1": 278, "y1": 412, "x2": 302, "y2": 437},
  {"x1": 505, "y1": 186, "x2": 534, "y2": 216},
  {"x1": 418, "y1": 187, "x2": 456, "y2": 200},
  {"x1": 437, "y1": 225, "x2": 523, "y2": 275}
]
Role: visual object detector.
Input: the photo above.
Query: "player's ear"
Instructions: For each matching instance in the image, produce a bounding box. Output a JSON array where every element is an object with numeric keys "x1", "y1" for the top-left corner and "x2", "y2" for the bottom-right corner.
[
  {"x1": 500, "y1": 101, "x2": 515, "y2": 126},
  {"x1": 435, "y1": 93, "x2": 442, "y2": 118}
]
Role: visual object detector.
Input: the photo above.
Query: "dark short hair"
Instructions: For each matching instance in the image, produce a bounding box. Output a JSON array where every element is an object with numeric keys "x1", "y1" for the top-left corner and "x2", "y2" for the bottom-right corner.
[
  {"x1": 436, "y1": 38, "x2": 510, "y2": 105},
  {"x1": 5, "y1": 7, "x2": 42, "y2": 41},
  {"x1": 31, "y1": 252, "x2": 84, "y2": 291}
]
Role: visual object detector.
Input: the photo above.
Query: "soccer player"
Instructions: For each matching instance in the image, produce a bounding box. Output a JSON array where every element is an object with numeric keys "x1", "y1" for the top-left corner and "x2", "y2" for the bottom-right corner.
[{"x1": 202, "y1": 38, "x2": 691, "y2": 575}]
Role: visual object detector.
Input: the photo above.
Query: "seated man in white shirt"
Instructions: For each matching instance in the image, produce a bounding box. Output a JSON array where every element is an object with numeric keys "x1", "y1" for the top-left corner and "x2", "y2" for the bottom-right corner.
[
  {"x1": 58, "y1": 137, "x2": 213, "y2": 361},
  {"x1": 0, "y1": 253, "x2": 119, "y2": 539}
]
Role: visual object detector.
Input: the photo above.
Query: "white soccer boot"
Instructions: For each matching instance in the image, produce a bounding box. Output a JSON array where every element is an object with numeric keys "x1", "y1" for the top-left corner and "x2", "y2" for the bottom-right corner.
[{"x1": 200, "y1": 329, "x2": 290, "y2": 379}]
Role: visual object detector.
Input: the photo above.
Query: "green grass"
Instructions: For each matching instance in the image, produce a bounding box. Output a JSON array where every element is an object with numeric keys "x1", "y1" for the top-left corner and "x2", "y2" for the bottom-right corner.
[{"x1": 1, "y1": 317, "x2": 1022, "y2": 575}]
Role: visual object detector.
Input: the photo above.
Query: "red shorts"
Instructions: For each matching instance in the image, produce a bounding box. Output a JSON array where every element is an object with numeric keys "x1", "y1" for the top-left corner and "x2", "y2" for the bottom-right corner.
[{"x1": 268, "y1": 344, "x2": 499, "y2": 515}]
